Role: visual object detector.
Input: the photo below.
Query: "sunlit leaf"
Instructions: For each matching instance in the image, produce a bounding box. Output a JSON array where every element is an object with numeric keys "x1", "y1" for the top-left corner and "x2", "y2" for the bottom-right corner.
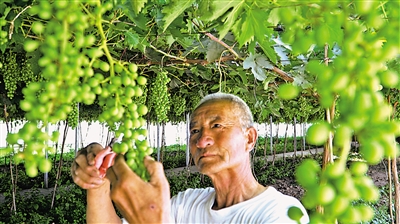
[{"x1": 162, "y1": 0, "x2": 195, "y2": 31}]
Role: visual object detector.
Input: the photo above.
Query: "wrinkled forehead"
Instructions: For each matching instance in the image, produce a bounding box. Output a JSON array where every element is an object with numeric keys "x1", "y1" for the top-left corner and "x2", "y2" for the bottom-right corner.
[{"x1": 190, "y1": 99, "x2": 239, "y2": 123}]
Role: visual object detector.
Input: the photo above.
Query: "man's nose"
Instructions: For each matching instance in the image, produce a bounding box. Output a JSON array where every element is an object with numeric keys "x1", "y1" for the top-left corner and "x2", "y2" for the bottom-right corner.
[{"x1": 196, "y1": 130, "x2": 214, "y2": 148}]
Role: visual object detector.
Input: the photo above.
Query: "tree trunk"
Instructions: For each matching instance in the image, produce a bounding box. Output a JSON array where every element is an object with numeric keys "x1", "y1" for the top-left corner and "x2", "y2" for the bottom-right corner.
[
  {"x1": 392, "y1": 158, "x2": 399, "y2": 224},
  {"x1": 283, "y1": 123, "x2": 289, "y2": 163},
  {"x1": 51, "y1": 123, "x2": 68, "y2": 209}
]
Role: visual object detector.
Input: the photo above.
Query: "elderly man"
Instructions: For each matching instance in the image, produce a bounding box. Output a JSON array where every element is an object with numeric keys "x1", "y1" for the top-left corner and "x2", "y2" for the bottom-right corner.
[{"x1": 71, "y1": 92, "x2": 309, "y2": 223}]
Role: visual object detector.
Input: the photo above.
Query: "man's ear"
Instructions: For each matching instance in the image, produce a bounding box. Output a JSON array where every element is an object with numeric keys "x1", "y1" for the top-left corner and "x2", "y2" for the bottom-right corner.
[{"x1": 245, "y1": 127, "x2": 258, "y2": 152}]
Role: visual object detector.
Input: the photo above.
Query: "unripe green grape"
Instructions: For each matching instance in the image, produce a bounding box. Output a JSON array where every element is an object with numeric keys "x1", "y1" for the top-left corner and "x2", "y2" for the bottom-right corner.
[
  {"x1": 324, "y1": 162, "x2": 345, "y2": 179},
  {"x1": 115, "y1": 63, "x2": 124, "y2": 73},
  {"x1": 278, "y1": 83, "x2": 299, "y2": 100},
  {"x1": 129, "y1": 63, "x2": 138, "y2": 73},
  {"x1": 359, "y1": 140, "x2": 384, "y2": 165},
  {"x1": 339, "y1": 206, "x2": 361, "y2": 224},
  {"x1": 126, "y1": 158, "x2": 137, "y2": 170},
  {"x1": 380, "y1": 70, "x2": 398, "y2": 88},
  {"x1": 100, "y1": 61, "x2": 110, "y2": 72},
  {"x1": 325, "y1": 195, "x2": 349, "y2": 216},
  {"x1": 316, "y1": 183, "x2": 336, "y2": 205},
  {"x1": 137, "y1": 76, "x2": 147, "y2": 86},
  {"x1": 333, "y1": 125, "x2": 352, "y2": 148},
  {"x1": 306, "y1": 122, "x2": 331, "y2": 146},
  {"x1": 287, "y1": 206, "x2": 304, "y2": 222},
  {"x1": 358, "y1": 183, "x2": 380, "y2": 202},
  {"x1": 355, "y1": 204, "x2": 374, "y2": 222},
  {"x1": 20, "y1": 100, "x2": 33, "y2": 111},
  {"x1": 295, "y1": 159, "x2": 320, "y2": 187},
  {"x1": 349, "y1": 161, "x2": 369, "y2": 176},
  {"x1": 38, "y1": 159, "x2": 52, "y2": 173},
  {"x1": 32, "y1": 21, "x2": 45, "y2": 34},
  {"x1": 134, "y1": 86, "x2": 143, "y2": 97},
  {"x1": 111, "y1": 76, "x2": 122, "y2": 86},
  {"x1": 124, "y1": 86, "x2": 136, "y2": 98},
  {"x1": 354, "y1": 1, "x2": 376, "y2": 15},
  {"x1": 39, "y1": 10, "x2": 52, "y2": 20},
  {"x1": 121, "y1": 73, "x2": 132, "y2": 86},
  {"x1": 137, "y1": 104, "x2": 148, "y2": 116},
  {"x1": 301, "y1": 189, "x2": 318, "y2": 209},
  {"x1": 334, "y1": 172, "x2": 359, "y2": 199}
]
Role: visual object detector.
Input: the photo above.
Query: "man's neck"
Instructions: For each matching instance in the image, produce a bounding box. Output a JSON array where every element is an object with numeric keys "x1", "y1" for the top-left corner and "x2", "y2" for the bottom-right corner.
[{"x1": 209, "y1": 171, "x2": 268, "y2": 210}]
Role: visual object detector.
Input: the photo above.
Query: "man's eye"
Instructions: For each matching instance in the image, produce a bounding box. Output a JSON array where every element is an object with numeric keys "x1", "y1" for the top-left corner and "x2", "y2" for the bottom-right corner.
[{"x1": 190, "y1": 129, "x2": 199, "y2": 135}]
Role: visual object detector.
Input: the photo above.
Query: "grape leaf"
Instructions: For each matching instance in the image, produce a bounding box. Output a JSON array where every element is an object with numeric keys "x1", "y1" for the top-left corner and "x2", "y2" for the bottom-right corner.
[
  {"x1": 132, "y1": 0, "x2": 148, "y2": 14},
  {"x1": 234, "y1": 8, "x2": 265, "y2": 47},
  {"x1": 206, "y1": 40, "x2": 226, "y2": 62},
  {"x1": 162, "y1": 0, "x2": 196, "y2": 32},
  {"x1": 200, "y1": 0, "x2": 244, "y2": 22},
  {"x1": 217, "y1": 2, "x2": 246, "y2": 39},
  {"x1": 243, "y1": 53, "x2": 273, "y2": 81},
  {"x1": 197, "y1": 0, "x2": 214, "y2": 20},
  {"x1": 124, "y1": 31, "x2": 140, "y2": 49}
]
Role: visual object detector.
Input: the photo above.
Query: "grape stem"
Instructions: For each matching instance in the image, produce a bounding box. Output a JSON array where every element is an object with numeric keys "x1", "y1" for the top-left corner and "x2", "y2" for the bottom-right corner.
[{"x1": 8, "y1": 5, "x2": 31, "y2": 40}]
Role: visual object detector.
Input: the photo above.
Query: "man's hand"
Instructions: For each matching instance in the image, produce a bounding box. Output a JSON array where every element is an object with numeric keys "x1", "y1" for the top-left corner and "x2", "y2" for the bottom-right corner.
[
  {"x1": 109, "y1": 155, "x2": 171, "y2": 224},
  {"x1": 71, "y1": 143, "x2": 122, "y2": 223},
  {"x1": 70, "y1": 143, "x2": 107, "y2": 189}
]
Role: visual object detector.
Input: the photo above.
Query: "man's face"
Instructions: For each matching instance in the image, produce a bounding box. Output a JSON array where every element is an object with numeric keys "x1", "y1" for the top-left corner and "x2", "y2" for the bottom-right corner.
[{"x1": 189, "y1": 100, "x2": 254, "y2": 175}]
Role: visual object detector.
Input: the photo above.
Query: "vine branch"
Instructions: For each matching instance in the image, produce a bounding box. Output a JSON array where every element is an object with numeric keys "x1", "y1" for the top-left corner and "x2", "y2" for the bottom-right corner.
[
  {"x1": 9, "y1": 5, "x2": 31, "y2": 40},
  {"x1": 205, "y1": 32, "x2": 294, "y2": 82}
]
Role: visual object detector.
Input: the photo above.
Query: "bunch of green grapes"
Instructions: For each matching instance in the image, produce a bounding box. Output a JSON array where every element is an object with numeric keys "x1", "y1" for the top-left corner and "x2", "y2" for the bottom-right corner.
[
  {"x1": 0, "y1": 16, "x2": 7, "y2": 46},
  {"x1": 278, "y1": 1, "x2": 399, "y2": 223},
  {"x1": 95, "y1": 61, "x2": 153, "y2": 180},
  {"x1": 0, "y1": 53, "x2": 37, "y2": 99},
  {"x1": 171, "y1": 93, "x2": 186, "y2": 118},
  {"x1": 148, "y1": 71, "x2": 171, "y2": 123},
  {"x1": 296, "y1": 159, "x2": 378, "y2": 223},
  {"x1": 188, "y1": 93, "x2": 201, "y2": 112},
  {"x1": 5, "y1": 0, "x2": 155, "y2": 179},
  {"x1": 66, "y1": 102, "x2": 79, "y2": 129},
  {"x1": 1, "y1": 52, "x2": 18, "y2": 98},
  {"x1": 6, "y1": 0, "x2": 102, "y2": 177}
]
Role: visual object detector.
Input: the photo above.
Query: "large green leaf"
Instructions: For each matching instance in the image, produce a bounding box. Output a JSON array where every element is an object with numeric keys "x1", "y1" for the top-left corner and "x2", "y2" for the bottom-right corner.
[
  {"x1": 162, "y1": 0, "x2": 196, "y2": 32},
  {"x1": 123, "y1": 0, "x2": 148, "y2": 14},
  {"x1": 200, "y1": 0, "x2": 244, "y2": 22}
]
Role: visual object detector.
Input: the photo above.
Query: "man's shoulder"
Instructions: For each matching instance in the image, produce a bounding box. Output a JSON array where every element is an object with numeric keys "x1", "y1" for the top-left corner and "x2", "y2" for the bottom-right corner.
[
  {"x1": 171, "y1": 187, "x2": 215, "y2": 208},
  {"x1": 176, "y1": 187, "x2": 215, "y2": 197}
]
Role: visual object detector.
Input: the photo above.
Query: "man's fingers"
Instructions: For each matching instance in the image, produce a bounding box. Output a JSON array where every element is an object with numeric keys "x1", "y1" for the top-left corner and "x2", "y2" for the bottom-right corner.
[
  {"x1": 111, "y1": 154, "x2": 141, "y2": 182},
  {"x1": 71, "y1": 164, "x2": 105, "y2": 189},
  {"x1": 143, "y1": 156, "x2": 167, "y2": 185},
  {"x1": 106, "y1": 167, "x2": 117, "y2": 186}
]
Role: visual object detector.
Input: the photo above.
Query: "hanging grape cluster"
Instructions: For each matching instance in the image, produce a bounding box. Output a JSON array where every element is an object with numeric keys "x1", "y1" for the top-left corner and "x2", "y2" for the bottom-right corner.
[
  {"x1": 278, "y1": 1, "x2": 400, "y2": 223},
  {"x1": 0, "y1": 16, "x2": 7, "y2": 46},
  {"x1": 4, "y1": 0, "x2": 154, "y2": 179},
  {"x1": 148, "y1": 71, "x2": 171, "y2": 123},
  {"x1": 0, "y1": 52, "x2": 36, "y2": 99},
  {"x1": 66, "y1": 103, "x2": 79, "y2": 129},
  {"x1": 171, "y1": 93, "x2": 186, "y2": 118}
]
